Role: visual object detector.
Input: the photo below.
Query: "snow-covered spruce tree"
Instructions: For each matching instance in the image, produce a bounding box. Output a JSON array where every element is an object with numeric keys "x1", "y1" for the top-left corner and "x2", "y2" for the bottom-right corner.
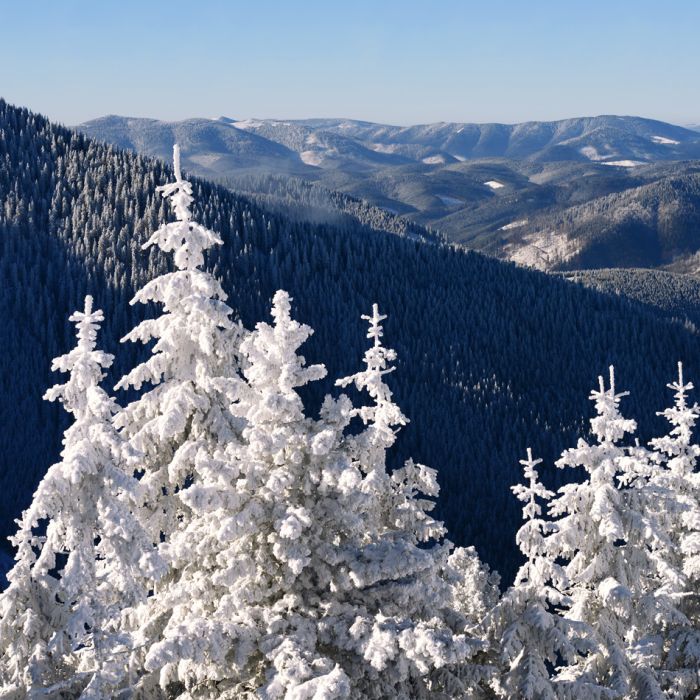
[
  {"x1": 483, "y1": 449, "x2": 603, "y2": 700},
  {"x1": 0, "y1": 296, "x2": 162, "y2": 698},
  {"x1": 438, "y1": 546, "x2": 501, "y2": 698},
  {"x1": 545, "y1": 367, "x2": 637, "y2": 696},
  {"x1": 547, "y1": 366, "x2": 691, "y2": 698},
  {"x1": 113, "y1": 145, "x2": 243, "y2": 694},
  {"x1": 647, "y1": 363, "x2": 700, "y2": 694},
  {"x1": 114, "y1": 144, "x2": 242, "y2": 534},
  {"x1": 334, "y1": 304, "x2": 486, "y2": 698}
]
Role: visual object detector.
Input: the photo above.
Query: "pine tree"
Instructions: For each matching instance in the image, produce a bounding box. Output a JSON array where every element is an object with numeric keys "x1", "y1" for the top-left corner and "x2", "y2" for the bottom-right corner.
[
  {"x1": 0, "y1": 296, "x2": 161, "y2": 698},
  {"x1": 483, "y1": 449, "x2": 602, "y2": 700}
]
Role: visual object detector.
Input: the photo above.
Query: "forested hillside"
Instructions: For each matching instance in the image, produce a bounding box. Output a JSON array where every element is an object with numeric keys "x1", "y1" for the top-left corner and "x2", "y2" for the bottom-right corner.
[
  {"x1": 506, "y1": 172, "x2": 700, "y2": 270},
  {"x1": 3, "y1": 98, "x2": 700, "y2": 582},
  {"x1": 564, "y1": 268, "x2": 700, "y2": 326}
]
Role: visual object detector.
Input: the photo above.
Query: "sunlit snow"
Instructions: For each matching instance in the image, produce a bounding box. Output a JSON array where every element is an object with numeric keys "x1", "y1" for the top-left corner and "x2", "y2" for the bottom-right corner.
[
  {"x1": 651, "y1": 135, "x2": 680, "y2": 145},
  {"x1": 601, "y1": 160, "x2": 645, "y2": 168},
  {"x1": 370, "y1": 143, "x2": 400, "y2": 154},
  {"x1": 507, "y1": 230, "x2": 578, "y2": 270},
  {"x1": 499, "y1": 220, "x2": 528, "y2": 231},
  {"x1": 230, "y1": 119, "x2": 264, "y2": 130},
  {"x1": 300, "y1": 151, "x2": 322, "y2": 166}
]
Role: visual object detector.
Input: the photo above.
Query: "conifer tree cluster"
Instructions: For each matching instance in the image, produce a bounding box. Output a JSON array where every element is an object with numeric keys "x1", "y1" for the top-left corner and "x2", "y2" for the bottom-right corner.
[{"x1": 0, "y1": 146, "x2": 698, "y2": 699}]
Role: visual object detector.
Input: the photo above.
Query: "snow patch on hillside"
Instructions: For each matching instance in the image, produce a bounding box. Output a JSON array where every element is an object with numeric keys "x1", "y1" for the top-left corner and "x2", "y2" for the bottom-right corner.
[
  {"x1": 423, "y1": 155, "x2": 446, "y2": 165},
  {"x1": 484, "y1": 180, "x2": 504, "y2": 189},
  {"x1": 507, "y1": 231, "x2": 578, "y2": 270},
  {"x1": 300, "y1": 151, "x2": 322, "y2": 166},
  {"x1": 370, "y1": 143, "x2": 400, "y2": 154},
  {"x1": 499, "y1": 219, "x2": 528, "y2": 231},
  {"x1": 651, "y1": 135, "x2": 680, "y2": 145},
  {"x1": 189, "y1": 154, "x2": 222, "y2": 168},
  {"x1": 580, "y1": 145, "x2": 620, "y2": 161},
  {"x1": 601, "y1": 160, "x2": 645, "y2": 168},
  {"x1": 231, "y1": 119, "x2": 264, "y2": 130},
  {"x1": 580, "y1": 146, "x2": 607, "y2": 161}
]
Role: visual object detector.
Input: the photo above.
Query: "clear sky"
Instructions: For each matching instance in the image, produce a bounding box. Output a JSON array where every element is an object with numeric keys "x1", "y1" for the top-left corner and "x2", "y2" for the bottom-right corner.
[{"x1": 1, "y1": 0, "x2": 698, "y2": 127}]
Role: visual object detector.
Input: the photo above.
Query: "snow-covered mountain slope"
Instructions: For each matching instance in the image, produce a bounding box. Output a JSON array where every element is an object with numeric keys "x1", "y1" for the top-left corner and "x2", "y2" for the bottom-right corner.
[
  {"x1": 79, "y1": 114, "x2": 700, "y2": 273},
  {"x1": 298, "y1": 115, "x2": 700, "y2": 163},
  {"x1": 81, "y1": 114, "x2": 700, "y2": 174},
  {"x1": 495, "y1": 170, "x2": 700, "y2": 271}
]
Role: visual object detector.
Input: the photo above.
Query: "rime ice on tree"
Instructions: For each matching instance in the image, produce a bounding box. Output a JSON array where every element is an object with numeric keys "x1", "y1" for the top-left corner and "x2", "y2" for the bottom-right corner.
[
  {"x1": 545, "y1": 367, "x2": 637, "y2": 695},
  {"x1": 483, "y1": 449, "x2": 602, "y2": 700},
  {"x1": 648, "y1": 363, "x2": 700, "y2": 692},
  {"x1": 134, "y1": 296, "x2": 485, "y2": 698},
  {"x1": 547, "y1": 367, "x2": 690, "y2": 696},
  {"x1": 114, "y1": 143, "x2": 242, "y2": 536},
  {"x1": 0, "y1": 297, "x2": 161, "y2": 698},
  {"x1": 113, "y1": 145, "x2": 244, "y2": 695}
]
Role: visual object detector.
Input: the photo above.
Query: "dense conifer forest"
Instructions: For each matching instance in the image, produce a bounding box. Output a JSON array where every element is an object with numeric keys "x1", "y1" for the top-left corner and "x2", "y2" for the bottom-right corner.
[{"x1": 2, "y1": 98, "x2": 700, "y2": 584}]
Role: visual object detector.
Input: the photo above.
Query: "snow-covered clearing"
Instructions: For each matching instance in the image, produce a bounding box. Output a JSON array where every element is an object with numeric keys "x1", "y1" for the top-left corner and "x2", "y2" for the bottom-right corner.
[
  {"x1": 422, "y1": 154, "x2": 447, "y2": 165},
  {"x1": 601, "y1": 160, "x2": 645, "y2": 168},
  {"x1": 300, "y1": 150, "x2": 322, "y2": 166},
  {"x1": 499, "y1": 219, "x2": 528, "y2": 231},
  {"x1": 651, "y1": 135, "x2": 680, "y2": 145},
  {"x1": 507, "y1": 230, "x2": 578, "y2": 270}
]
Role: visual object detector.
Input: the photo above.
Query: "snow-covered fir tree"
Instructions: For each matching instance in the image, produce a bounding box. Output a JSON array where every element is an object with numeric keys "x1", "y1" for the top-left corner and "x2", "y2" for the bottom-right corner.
[
  {"x1": 114, "y1": 143, "x2": 242, "y2": 536},
  {"x1": 545, "y1": 367, "x2": 639, "y2": 695},
  {"x1": 647, "y1": 363, "x2": 700, "y2": 694},
  {"x1": 334, "y1": 304, "x2": 487, "y2": 699},
  {"x1": 0, "y1": 296, "x2": 161, "y2": 698},
  {"x1": 112, "y1": 145, "x2": 244, "y2": 695},
  {"x1": 546, "y1": 366, "x2": 691, "y2": 697},
  {"x1": 483, "y1": 449, "x2": 603, "y2": 700}
]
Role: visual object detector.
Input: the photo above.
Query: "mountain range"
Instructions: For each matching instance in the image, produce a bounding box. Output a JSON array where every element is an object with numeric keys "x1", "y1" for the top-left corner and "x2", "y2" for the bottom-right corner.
[{"x1": 79, "y1": 114, "x2": 700, "y2": 272}]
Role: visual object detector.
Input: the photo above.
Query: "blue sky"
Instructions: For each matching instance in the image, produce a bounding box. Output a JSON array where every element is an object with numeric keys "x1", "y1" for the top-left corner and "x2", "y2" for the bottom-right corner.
[{"x1": 1, "y1": 0, "x2": 698, "y2": 126}]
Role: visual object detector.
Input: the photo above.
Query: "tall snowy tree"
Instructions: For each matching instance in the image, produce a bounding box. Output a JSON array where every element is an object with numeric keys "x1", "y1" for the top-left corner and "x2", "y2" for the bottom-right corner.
[
  {"x1": 647, "y1": 363, "x2": 700, "y2": 694},
  {"x1": 545, "y1": 367, "x2": 640, "y2": 696},
  {"x1": 112, "y1": 145, "x2": 244, "y2": 695},
  {"x1": 0, "y1": 296, "x2": 161, "y2": 698},
  {"x1": 333, "y1": 304, "x2": 486, "y2": 698},
  {"x1": 114, "y1": 143, "x2": 242, "y2": 540},
  {"x1": 483, "y1": 449, "x2": 603, "y2": 700},
  {"x1": 546, "y1": 366, "x2": 694, "y2": 698}
]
